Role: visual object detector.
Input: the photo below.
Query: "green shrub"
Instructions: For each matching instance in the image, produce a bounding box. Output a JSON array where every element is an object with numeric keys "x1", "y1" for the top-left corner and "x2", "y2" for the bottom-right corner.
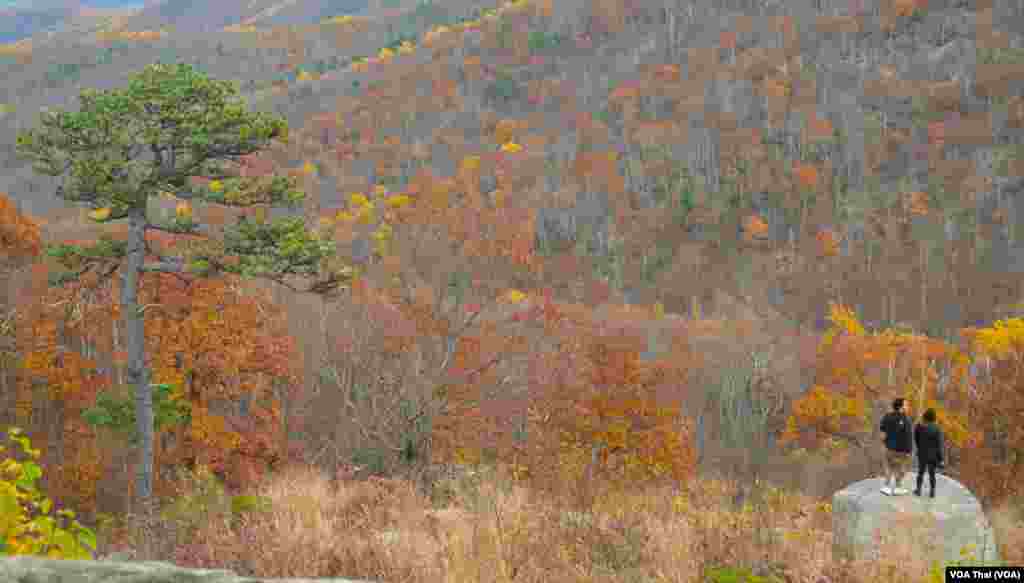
[
  {"x1": 157, "y1": 464, "x2": 231, "y2": 537},
  {"x1": 979, "y1": 47, "x2": 1024, "y2": 65},
  {"x1": 351, "y1": 447, "x2": 387, "y2": 476},
  {"x1": 704, "y1": 566, "x2": 781, "y2": 583},
  {"x1": 486, "y1": 75, "x2": 522, "y2": 103},
  {"x1": 82, "y1": 383, "x2": 191, "y2": 446},
  {"x1": 528, "y1": 31, "x2": 563, "y2": 52},
  {"x1": 927, "y1": 543, "x2": 1005, "y2": 583},
  {"x1": 229, "y1": 494, "x2": 274, "y2": 527}
]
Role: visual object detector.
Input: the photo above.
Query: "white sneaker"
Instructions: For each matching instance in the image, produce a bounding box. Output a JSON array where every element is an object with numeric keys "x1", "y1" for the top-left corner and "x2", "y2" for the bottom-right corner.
[
  {"x1": 880, "y1": 486, "x2": 892, "y2": 495},
  {"x1": 893, "y1": 487, "x2": 909, "y2": 496}
]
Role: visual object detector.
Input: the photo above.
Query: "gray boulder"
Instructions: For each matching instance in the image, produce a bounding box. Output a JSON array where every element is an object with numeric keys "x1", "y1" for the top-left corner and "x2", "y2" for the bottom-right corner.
[
  {"x1": 0, "y1": 556, "x2": 379, "y2": 583},
  {"x1": 832, "y1": 475, "x2": 1000, "y2": 566}
]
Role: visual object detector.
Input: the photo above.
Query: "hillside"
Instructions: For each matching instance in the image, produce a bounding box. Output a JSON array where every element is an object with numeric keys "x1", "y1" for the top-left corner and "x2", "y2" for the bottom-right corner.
[
  {"x1": 1, "y1": 0, "x2": 1024, "y2": 580},
  {"x1": 0, "y1": 0, "x2": 373, "y2": 44},
  {"x1": 5, "y1": 0, "x2": 1024, "y2": 331},
  {"x1": 0, "y1": 1, "x2": 92, "y2": 44}
]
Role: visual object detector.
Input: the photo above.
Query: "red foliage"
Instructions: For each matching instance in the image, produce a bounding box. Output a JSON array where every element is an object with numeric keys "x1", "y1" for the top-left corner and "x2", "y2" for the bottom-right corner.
[
  {"x1": 928, "y1": 121, "x2": 946, "y2": 148},
  {"x1": 720, "y1": 31, "x2": 737, "y2": 50}
]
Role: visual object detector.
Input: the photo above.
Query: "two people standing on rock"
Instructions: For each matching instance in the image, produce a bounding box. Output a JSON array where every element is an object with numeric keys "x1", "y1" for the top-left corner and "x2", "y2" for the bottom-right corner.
[{"x1": 879, "y1": 398, "x2": 945, "y2": 497}]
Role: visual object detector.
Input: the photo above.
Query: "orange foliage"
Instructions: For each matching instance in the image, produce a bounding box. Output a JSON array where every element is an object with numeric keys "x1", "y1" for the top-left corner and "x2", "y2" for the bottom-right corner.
[
  {"x1": 438, "y1": 298, "x2": 699, "y2": 495},
  {"x1": 546, "y1": 324, "x2": 696, "y2": 491},
  {"x1": 652, "y1": 64, "x2": 680, "y2": 83},
  {"x1": 15, "y1": 282, "x2": 113, "y2": 514},
  {"x1": 793, "y1": 162, "x2": 819, "y2": 190},
  {"x1": 743, "y1": 214, "x2": 770, "y2": 241},
  {"x1": 14, "y1": 229, "x2": 301, "y2": 507},
  {"x1": 762, "y1": 77, "x2": 790, "y2": 99},
  {"x1": 815, "y1": 227, "x2": 839, "y2": 257},
  {"x1": 805, "y1": 111, "x2": 835, "y2": 142},
  {"x1": 0, "y1": 192, "x2": 42, "y2": 263},
  {"x1": 893, "y1": 0, "x2": 925, "y2": 17},
  {"x1": 956, "y1": 320, "x2": 1024, "y2": 505},
  {"x1": 782, "y1": 303, "x2": 978, "y2": 462},
  {"x1": 493, "y1": 119, "x2": 526, "y2": 146},
  {"x1": 903, "y1": 190, "x2": 931, "y2": 216}
]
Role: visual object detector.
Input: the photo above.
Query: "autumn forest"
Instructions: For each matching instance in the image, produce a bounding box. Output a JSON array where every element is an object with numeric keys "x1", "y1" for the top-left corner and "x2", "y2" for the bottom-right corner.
[{"x1": 0, "y1": 0, "x2": 1023, "y2": 581}]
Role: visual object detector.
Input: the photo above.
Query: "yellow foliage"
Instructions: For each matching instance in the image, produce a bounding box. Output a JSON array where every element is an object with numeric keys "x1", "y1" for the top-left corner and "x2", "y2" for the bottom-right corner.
[
  {"x1": 372, "y1": 225, "x2": 392, "y2": 256},
  {"x1": 302, "y1": 161, "x2": 316, "y2": 174},
  {"x1": 371, "y1": 224, "x2": 392, "y2": 241},
  {"x1": 324, "y1": 15, "x2": 357, "y2": 26},
  {"x1": 500, "y1": 142, "x2": 523, "y2": 153},
  {"x1": 820, "y1": 302, "x2": 865, "y2": 350},
  {"x1": 209, "y1": 180, "x2": 224, "y2": 192},
  {"x1": 461, "y1": 156, "x2": 481, "y2": 171},
  {"x1": 378, "y1": 48, "x2": 395, "y2": 60},
  {"x1": 971, "y1": 317, "x2": 1024, "y2": 359},
  {"x1": 385, "y1": 194, "x2": 411, "y2": 209},
  {"x1": 336, "y1": 211, "x2": 354, "y2": 222},
  {"x1": 0, "y1": 428, "x2": 96, "y2": 559},
  {"x1": 87, "y1": 207, "x2": 112, "y2": 222},
  {"x1": 356, "y1": 206, "x2": 376, "y2": 225},
  {"x1": 223, "y1": 24, "x2": 258, "y2": 33},
  {"x1": 505, "y1": 289, "x2": 527, "y2": 303},
  {"x1": 350, "y1": 192, "x2": 370, "y2": 206}
]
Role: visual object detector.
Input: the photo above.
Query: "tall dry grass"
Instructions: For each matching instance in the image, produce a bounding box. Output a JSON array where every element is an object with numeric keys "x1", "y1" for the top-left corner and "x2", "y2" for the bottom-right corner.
[{"x1": 91, "y1": 453, "x2": 1023, "y2": 583}]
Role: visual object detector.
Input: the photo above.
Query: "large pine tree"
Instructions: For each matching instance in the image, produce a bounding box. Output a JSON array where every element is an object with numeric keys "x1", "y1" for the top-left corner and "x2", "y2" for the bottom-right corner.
[{"x1": 15, "y1": 62, "x2": 349, "y2": 511}]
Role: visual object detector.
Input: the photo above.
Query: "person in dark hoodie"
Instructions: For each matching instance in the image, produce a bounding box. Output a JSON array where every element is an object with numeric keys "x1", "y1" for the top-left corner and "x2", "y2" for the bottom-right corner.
[
  {"x1": 879, "y1": 398, "x2": 913, "y2": 495},
  {"x1": 914, "y1": 408, "x2": 945, "y2": 498}
]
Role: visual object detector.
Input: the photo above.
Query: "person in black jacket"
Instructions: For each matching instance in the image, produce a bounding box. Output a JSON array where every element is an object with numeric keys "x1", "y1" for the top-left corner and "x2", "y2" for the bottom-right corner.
[
  {"x1": 914, "y1": 408, "x2": 945, "y2": 498},
  {"x1": 879, "y1": 398, "x2": 914, "y2": 495}
]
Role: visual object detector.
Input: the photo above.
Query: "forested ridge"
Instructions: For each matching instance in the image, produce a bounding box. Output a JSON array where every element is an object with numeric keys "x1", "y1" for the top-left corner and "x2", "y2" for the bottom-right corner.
[{"x1": 1, "y1": 0, "x2": 1023, "y2": 581}]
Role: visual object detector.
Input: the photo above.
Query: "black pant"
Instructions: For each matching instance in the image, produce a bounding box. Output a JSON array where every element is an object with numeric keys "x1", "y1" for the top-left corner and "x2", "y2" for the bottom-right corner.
[{"x1": 916, "y1": 459, "x2": 938, "y2": 493}]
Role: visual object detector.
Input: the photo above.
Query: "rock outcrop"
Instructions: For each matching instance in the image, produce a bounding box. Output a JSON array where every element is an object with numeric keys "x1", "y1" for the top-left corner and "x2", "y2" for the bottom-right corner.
[
  {"x1": 832, "y1": 474, "x2": 1000, "y2": 566},
  {"x1": 0, "y1": 556, "x2": 380, "y2": 583}
]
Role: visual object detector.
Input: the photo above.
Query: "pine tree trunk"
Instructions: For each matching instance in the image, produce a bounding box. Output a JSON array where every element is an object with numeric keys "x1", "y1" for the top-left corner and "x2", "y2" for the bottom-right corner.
[{"x1": 123, "y1": 207, "x2": 154, "y2": 509}]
